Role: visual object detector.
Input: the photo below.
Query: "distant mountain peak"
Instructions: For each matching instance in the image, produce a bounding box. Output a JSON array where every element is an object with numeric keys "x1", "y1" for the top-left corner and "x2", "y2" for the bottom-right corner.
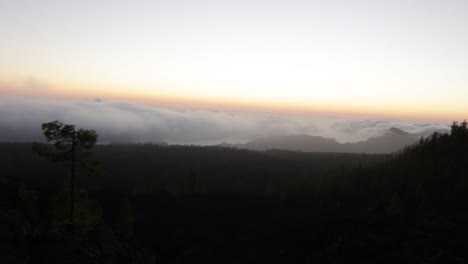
[
  {"x1": 387, "y1": 127, "x2": 410, "y2": 136},
  {"x1": 235, "y1": 129, "x2": 418, "y2": 154}
]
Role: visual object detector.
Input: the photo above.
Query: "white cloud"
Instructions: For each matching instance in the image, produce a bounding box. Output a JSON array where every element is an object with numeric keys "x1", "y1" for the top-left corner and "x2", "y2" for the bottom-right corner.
[
  {"x1": 0, "y1": 97, "x2": 321, "y2": 144},
  {"x1": 329, "y1": 119, "x2": 450, "y2": 142},
  {"x1": 0, "y1": 96, "x2": 450, "y2": 144}
]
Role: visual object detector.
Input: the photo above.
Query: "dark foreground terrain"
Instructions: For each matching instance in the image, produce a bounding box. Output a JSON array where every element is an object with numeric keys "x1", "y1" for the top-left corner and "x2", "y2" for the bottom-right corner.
[{"x1": 1, "y1": 122, "x2": 468, "y2": 263}]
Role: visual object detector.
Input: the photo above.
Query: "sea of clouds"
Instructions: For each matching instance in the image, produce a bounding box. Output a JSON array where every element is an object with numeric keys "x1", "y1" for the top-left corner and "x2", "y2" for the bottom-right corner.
[{"x1": 0, "y1": 96, "x2": 450, "y2": 145}]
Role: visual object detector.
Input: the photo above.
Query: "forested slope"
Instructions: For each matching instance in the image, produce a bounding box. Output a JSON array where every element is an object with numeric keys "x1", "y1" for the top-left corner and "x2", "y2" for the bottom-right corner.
[{"x1": 1, "y1": 122, "x2": 468, "y2": 263}]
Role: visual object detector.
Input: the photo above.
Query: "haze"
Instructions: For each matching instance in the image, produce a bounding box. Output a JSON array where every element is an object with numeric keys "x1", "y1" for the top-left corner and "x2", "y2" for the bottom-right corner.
[
  {"x1": 0, "y1": 0, "x2": 467, "y2": 143},
  {"x1": 0, "y1": 96, "x2": 449, "y2": 145}
]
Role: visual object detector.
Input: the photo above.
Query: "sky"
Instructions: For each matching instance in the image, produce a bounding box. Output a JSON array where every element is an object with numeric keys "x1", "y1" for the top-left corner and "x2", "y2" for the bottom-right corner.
[{"x1": 0, "y1": 1, "x2": 466, "y2": 143}]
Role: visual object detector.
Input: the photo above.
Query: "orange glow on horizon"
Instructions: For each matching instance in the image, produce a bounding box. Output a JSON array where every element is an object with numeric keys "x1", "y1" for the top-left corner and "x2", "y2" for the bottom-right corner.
[{"x1": 0, "y1": 78, "x2": 465, "y2": 124}]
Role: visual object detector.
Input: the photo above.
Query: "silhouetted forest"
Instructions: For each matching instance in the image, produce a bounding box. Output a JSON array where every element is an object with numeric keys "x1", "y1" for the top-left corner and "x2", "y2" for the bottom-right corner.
[{"x1": 1, "y1": 121, "x2": 468, "y2": 263}]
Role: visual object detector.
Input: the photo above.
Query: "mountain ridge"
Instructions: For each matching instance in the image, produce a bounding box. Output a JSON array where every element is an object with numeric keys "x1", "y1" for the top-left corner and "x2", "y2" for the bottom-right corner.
[{"x1": 223, "y1": 127, "x2": 422, "y2": 154}]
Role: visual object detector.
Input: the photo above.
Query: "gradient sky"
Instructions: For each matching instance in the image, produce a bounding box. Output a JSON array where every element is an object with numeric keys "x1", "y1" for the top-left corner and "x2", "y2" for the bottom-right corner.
[{"x1": 1, "y1": 0, "x2": 467, "y2": 121}]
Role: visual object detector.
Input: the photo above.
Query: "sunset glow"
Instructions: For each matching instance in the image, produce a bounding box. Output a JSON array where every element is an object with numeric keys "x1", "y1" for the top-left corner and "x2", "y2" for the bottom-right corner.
[{"x1": 1, "y1": 1, "x2": 468, "y2": 123}]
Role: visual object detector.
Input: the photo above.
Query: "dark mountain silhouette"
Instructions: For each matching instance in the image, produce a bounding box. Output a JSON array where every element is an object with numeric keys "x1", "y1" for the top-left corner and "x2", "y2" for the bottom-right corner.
[
  {"x1": 233, "y1": 127, "x2": 420, "y2": 153},
  {"x1": 2, "y1": 121, "x2": 468, "y2": 263}
]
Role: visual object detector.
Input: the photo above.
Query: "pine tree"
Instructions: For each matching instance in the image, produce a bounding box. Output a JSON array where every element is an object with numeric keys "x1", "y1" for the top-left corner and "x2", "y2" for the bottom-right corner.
[{"x1": 33, "y1": 121, "x2": 99, "y2": 232}]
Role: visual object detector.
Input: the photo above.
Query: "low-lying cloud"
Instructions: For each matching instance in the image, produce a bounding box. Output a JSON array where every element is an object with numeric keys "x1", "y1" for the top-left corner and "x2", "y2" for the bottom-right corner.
[
  {"x1": 0, "y1": 96, "x2": 450, "y2": 145},
  {"x1": 329, "y1": 119, "x2": 450, "y2": 142}
]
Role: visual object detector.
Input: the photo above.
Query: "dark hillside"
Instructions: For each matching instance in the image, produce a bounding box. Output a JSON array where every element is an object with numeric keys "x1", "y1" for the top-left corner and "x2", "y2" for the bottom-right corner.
[
  {"x1": 1, "y1": 144, "x2": 385, "y2": 194},
  {"x1": 1, "y1": 122, "x2": 468, "y2": 263}
]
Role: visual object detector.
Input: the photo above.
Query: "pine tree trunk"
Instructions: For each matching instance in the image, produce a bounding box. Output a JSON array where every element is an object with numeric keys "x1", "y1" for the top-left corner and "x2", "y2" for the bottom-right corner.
[{"x1": 70, "y1": 132, "x2": 76, "y2": 232}]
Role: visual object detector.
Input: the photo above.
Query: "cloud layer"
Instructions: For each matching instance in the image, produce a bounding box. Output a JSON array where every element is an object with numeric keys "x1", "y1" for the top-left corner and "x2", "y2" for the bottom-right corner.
[
  {"x1": 0, "y1": 97, "x2": 450, "y2": 145},
  {"x1": 329, "y1": 119, "x2": 450, "y2": 142}
]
